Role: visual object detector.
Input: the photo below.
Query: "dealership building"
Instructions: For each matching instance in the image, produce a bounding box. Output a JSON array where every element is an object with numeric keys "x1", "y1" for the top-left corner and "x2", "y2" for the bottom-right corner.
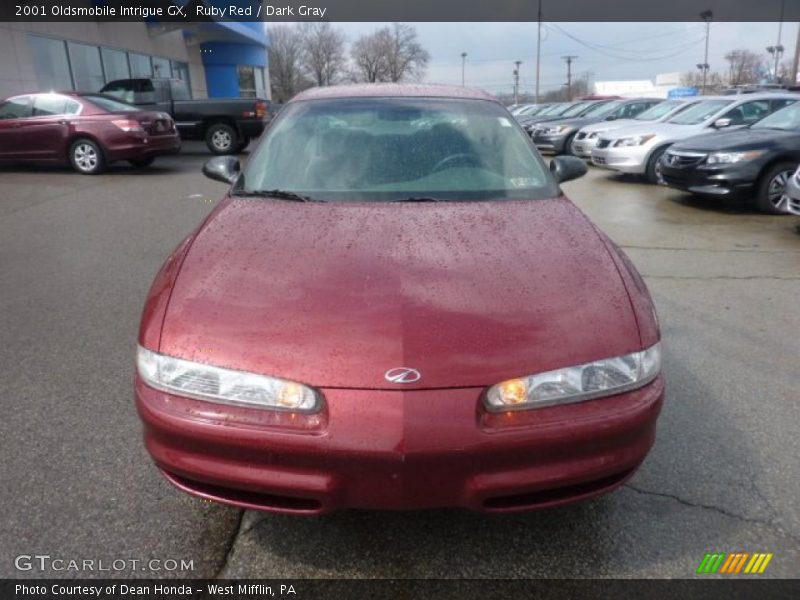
[{"x1": 0, "y1": 15, "x2": 270, "y2": 100}]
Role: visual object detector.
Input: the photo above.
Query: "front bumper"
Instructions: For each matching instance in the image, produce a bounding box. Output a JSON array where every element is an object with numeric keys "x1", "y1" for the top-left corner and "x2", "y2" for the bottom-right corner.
[
  {"x1": 571, "y1": 136, "x2": 599, "y2": 158},
  {"x1": 591, "y1": 144, "x2": 651, "y2": 174},
  {"x1": 135, "y1": 374, "x2": 664, "y2": 514},
  {"x1": 660, "y1": 161, "x2": 761, "y2": 198}
]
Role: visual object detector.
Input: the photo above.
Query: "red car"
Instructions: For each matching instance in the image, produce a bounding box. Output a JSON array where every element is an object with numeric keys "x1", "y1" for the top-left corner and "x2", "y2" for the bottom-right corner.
[
  {"x1": 135, "y1": 84, "x2": 664, "y2": 514},
  {"x1": 0, "y1": 92, "x2": 180, "y2": 174}
]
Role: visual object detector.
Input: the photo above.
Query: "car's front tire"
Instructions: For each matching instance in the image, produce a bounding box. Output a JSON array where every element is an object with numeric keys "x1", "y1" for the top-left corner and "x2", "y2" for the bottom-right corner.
[
  {"x1": 645, "y1": 145, "x2": 669, "y2": 184},
  {"x1": 205, "y1": 123, "x2": 239, "y2": 155},
  {"x1": 755, "y1": 162, "x2": 795, "y2": 214},
  {"x1": 69, "y1": 139, "x2": 105, "y2": 175}
]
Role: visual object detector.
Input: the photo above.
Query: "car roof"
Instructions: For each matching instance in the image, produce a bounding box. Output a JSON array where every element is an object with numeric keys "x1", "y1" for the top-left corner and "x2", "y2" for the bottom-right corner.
[{"x1": 291, "y1": 83, "x2": 499, "y2": 103}]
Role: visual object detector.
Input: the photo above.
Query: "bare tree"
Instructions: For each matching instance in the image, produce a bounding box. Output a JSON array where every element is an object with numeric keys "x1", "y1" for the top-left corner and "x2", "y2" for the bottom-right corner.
[
  {"x1": 300, "y1": 22, "x2": 347, "y2": 87},
  {"x1": 383, "y1": 24, "x2": 430, "y2": 82},
  {"x1": 724, "y1": 49, "x2": 765, "y2": 86},
  {"x1": 680, "y1": 70, "x2": 725, "y2": 93},
  {"x1": 267, "y1": 25, "x2": 311, "y2": 102},
  {"x1": 350, "y1": 29, "x2": 391, "y2": 83},
  {"x1": 350, "y1": 24, "x2": 430, "y2": 83}
]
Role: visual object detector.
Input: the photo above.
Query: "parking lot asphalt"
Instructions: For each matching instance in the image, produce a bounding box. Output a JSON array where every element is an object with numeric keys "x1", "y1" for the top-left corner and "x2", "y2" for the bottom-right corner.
[{"x1": 1, "y1": 144, "x2": 798, "y2": 579}]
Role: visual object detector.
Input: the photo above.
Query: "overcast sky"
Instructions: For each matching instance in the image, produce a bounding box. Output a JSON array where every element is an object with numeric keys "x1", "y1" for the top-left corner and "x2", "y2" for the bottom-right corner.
[{"x1": 331, "y1": 22, "x2": 799, "y2": 94}]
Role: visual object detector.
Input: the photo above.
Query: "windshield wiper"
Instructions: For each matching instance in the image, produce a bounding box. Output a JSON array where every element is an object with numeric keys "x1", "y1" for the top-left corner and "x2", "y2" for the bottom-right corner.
[
  {"x1": 233, "y1": 189, "x2": 320, "y2": 202},
  {"x1": 390, "y1": 196, "x2": 444, "y2": 203}
]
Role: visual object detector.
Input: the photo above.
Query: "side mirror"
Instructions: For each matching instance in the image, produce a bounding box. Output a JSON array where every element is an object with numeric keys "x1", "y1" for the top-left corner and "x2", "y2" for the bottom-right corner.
[
  {"x1": 605, "y1": 115, "x2": 617, "y2": 121},
  {"x1": 202, "y1": 156, "x2": 240, "y2": 184},
  {"x1": 550, "y1": 155, "x2": 588, "y2": 184},
  {"x1": 713, "y1": 117, "x2": 732, "y2": 129}
]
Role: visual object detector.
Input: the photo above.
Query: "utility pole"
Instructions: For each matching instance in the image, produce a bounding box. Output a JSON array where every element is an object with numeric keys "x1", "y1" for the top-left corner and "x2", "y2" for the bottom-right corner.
[
  {"x1": 767, "y1": 0, "x2": 786, "y2": 83},
  {"x1": 792, "y1": 21, "x2": 800, "y2": 85},
  {"x1": 513, "y1": 60, "x2": 522, "y2": 105},
  {"x1": 461, "y1": 52, "x2": 467, "y2": 86},
  {"x1": 699, "y1": 10, "x2": 713, "y2": 93},
  {"x1": 561, "y1": 55, "x2": 577, "y2": 100},
  {"x1": 535, "y1": 0, "x2": 542, "y2": 103}
]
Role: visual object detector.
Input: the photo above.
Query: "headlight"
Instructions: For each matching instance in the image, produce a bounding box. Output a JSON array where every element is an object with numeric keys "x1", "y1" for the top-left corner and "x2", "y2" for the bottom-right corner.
[
  {"x1": 485, "y1": 342, "x2": 661, "y2": 412},
  {"x1": 540, "y1": 125, "x2": 574, "y2": 135},
  {"x1": 613, "y1": 134, "x2": 656, "y2": 147},
  {"x1": 706, "y1": 150, "x2": 765, "y2": 165},
  {"x1": 136, "y1": 345, "x2": 321, "y2": 412}
]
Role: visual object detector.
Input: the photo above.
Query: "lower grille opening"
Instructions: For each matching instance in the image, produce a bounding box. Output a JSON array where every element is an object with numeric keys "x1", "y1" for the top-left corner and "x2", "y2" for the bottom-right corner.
[
  {"x1": 164, "y1": 470, "x2": 322, "y2": 512},
  {"x1": 483, "y1": 467, "x2": 635, "y2": 510}
]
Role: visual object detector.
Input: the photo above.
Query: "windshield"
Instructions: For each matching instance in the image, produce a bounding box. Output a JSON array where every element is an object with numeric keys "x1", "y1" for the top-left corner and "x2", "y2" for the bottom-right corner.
[
  {"x1": 240, "y1": 97, "x2": 555, "y2": 202},
  {"x1": 634, "y1": 100, "x2": 683, "y2": 121},
  {"x1": 82, "y1": 95, "x2": 139, "y2": 113},
  {"x1": 586, "y1": 101, "x2": 623, "y2": 118},
  {"x1": 518, "y1": 104, "x2": 543, "y2": 116},
  {"x1": 751, "y1": 101, "x2": 800, "y2": 130},
  {"x1": 560, "y1": 102, "x2": 593, "y2": 117},
  {"x1": 667, "y1": 100, "x2": 732, "y2": 125},
  {"x1": 537, "y1": 103, "x2": 566, "y2": 116}
]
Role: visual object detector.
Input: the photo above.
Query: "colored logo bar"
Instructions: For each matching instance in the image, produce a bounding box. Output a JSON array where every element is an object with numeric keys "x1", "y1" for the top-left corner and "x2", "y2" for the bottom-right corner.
[{"x1": 697, "y1": 552, "x2": 773, "y2": 574}]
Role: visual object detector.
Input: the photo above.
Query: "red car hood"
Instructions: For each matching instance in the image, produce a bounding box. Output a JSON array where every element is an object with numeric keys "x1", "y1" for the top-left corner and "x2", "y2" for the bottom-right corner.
[{"x1": 159, "y1": 197, "x2": 640, "y2": 390}]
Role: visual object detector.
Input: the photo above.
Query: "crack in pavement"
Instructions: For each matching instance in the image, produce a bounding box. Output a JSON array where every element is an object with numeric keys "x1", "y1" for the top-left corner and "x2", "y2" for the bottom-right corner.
[
  {"x1": 642, "y1": 275, "x2": 800, "y2": 281},
  {"x1": 208, "y1": 509, "x2": 245, "y2": 581},
  {"x1": 624, "y1": 484, "x2": 800, "y2": 543},
  {"x1": 620, "y1": 245, "x2": 800, "y2": 254}
]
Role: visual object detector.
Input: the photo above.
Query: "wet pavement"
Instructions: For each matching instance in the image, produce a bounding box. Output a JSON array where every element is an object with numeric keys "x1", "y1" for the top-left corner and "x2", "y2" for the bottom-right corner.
[{"x1": 1, "y1": 146, "x2": 798, "y2": 579}]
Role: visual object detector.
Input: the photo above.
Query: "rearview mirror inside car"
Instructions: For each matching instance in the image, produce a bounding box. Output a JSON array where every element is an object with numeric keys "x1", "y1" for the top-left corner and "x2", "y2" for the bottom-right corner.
[
  {"x1": 550, "y1": 156, "x2": 588, "y2": 184},
  {"x1": 713, "y1": 118, "x2": 732, "y2": 128},
  {"x1": 202, "y1": 156, "x2": 241, "y2": 184}
]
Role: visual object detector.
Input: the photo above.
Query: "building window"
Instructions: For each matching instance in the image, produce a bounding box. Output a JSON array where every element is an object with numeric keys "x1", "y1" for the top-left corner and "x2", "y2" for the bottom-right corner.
[
  {"x1": 68, "y1": 42, "x2": 105, "y2": 91},
  {"x1": 171, "y1": 61, "x2": 191, "y2": 93},
  {"x1": 101, "y1": 48, "x2": 130, "y2": 82},
  {"x1": 152, "y1": 56, "x2": 172, "y2": 79},
  {"x1": 238, "y1": 65, "x2": 256, "y2": 98},
  {"x1": 129, "y1": 53, "x2": 152, "y2": 78},
  {"x1": 28, "y1": 36, "x2": 73, "y2": 91},
  {"x1": 254, "y1": 67, "x2": 266, "y2": 97}
]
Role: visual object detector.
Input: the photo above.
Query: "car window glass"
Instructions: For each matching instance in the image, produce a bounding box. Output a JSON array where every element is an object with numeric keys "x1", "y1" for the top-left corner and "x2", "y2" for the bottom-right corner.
[
  {"x1": 634, "y1": 100, "x2": 678, "y2": 120},
  {"x1": 82, "y1": 95, "x2": 139, "y2": 112},
  {"x1": 725, "y1": 100, "x2": 769, "y2": 124},
  {"x1": 751, "y1": 101, "x2": 800, "y2": 130},
  {"x1": 667, "y1": 100, "x2": 733, "y2": 125},
  {"x1": 562, "y1": 102, "x2": 592, "y2": 117},
  {"x1": 33, "y1": 94, "x2": 71, "y2": 116},
  {"x1": 770, "y1": 98, "x2": 795, "y2": 112},
  {"x1": 588, "y1": 101, "x2": 622, "y2": 118},
  {"x1": 242, "y1": 98, "x2": 556, "y2": 202},
  {"x1": 0, "y1": 96, "x2": 31, "y2": 119}
]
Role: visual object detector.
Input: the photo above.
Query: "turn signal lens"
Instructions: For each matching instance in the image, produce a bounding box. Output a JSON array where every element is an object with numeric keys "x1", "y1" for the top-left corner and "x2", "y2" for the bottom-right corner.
[
  {"x1": 485, "y1": 342, "x2": 662, "y2": 412},
  {"x1": 136, "y1": 345, "x2": 321, "y2": 412}
]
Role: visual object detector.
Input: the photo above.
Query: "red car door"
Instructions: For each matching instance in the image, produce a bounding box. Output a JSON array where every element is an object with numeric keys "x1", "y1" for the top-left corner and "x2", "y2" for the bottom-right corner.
[
  {"x1": 0, "y1": 96, "x2": 32, "y2": 159},
  {"x1": 17, "y1": 94, "x2": 81, "y2": 159}
]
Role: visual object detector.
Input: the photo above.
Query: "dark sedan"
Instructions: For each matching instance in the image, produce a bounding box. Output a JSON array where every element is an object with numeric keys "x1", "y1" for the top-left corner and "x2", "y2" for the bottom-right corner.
[
  {"x1": 521, "y1": 100, "x2": 615, "y2": 138},
  {"x1": 659, "y1": 100, "x2": 800, "y2": 214},
  {"x1": 532, "y1": 98, "x2": 662, "y2": 155},
  {"x1": 0, "y1": 92, "x2": 180, "y2": 174}
]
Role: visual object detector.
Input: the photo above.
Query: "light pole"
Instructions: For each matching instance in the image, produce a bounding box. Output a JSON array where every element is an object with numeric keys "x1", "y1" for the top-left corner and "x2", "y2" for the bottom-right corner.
[
  {"x1": 561, "y1": 55, "x2": 577, "y2": 100},
  {"x1": 514, "y1": 60, "x2": 522, "y2": 105},
  {"x1": 461, "y1": 52, "x2": 467, "y2": 86},
  {"x1": 767, "y1": 45, "x2": 785, "y2": 83},
  {"x1": 535, "y1": 0, "x2": 542, "y2": 103},
  {"x1": 699, "y1": 10, "x2": 713, "y2": 94}
]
